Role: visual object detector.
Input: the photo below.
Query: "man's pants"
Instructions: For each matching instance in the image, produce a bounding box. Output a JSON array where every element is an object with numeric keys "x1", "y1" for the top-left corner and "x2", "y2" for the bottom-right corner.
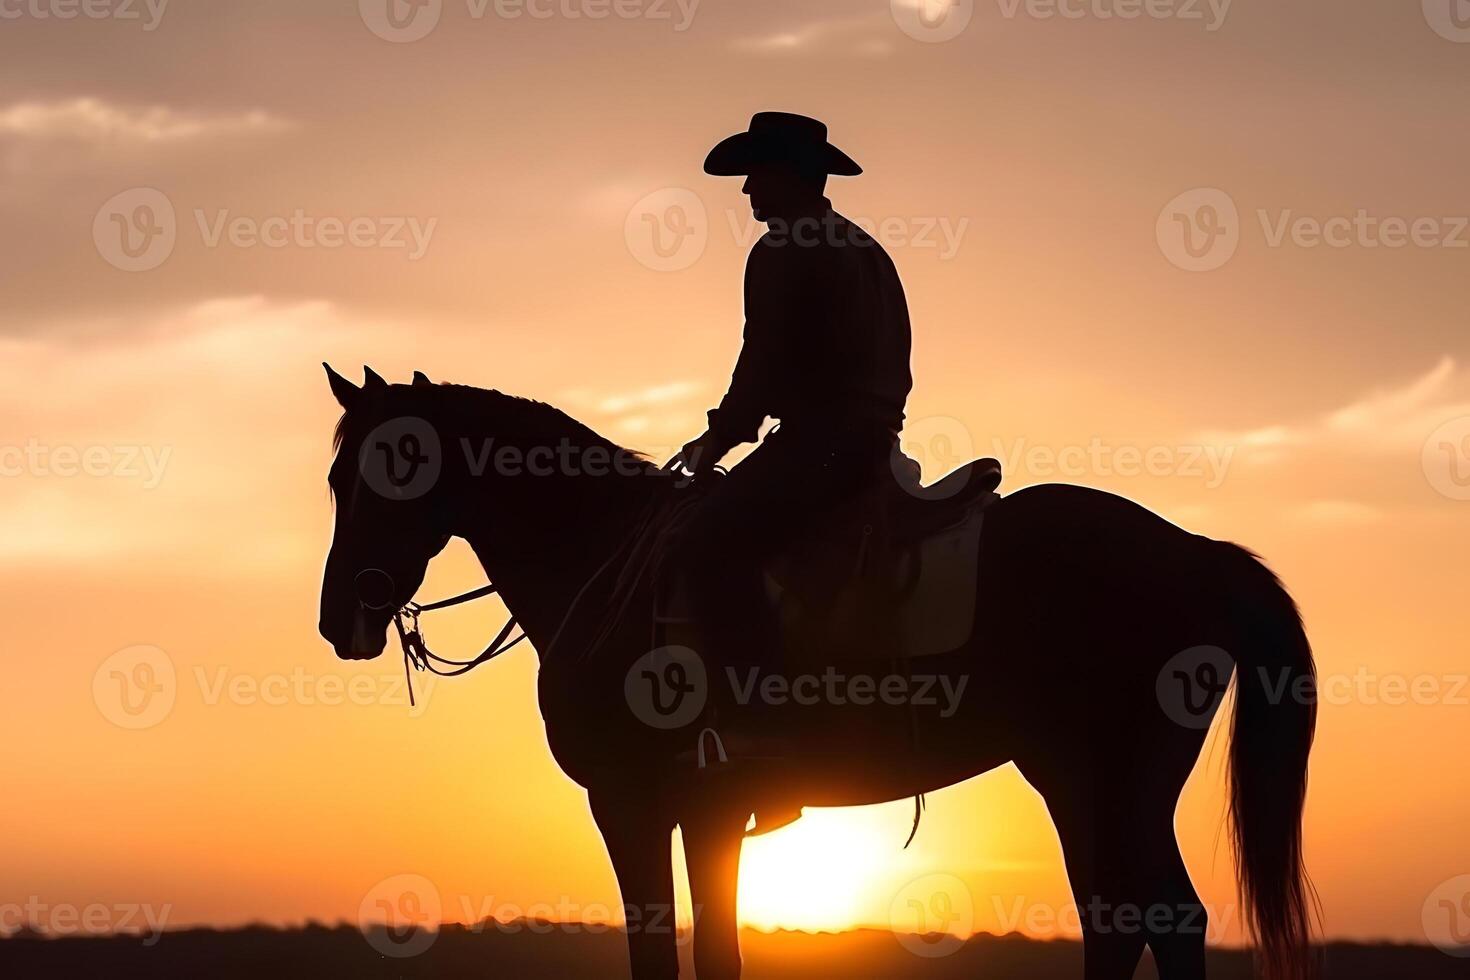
[{"x1": 669, "y1": 424, "x2": 896, "y2": 692}]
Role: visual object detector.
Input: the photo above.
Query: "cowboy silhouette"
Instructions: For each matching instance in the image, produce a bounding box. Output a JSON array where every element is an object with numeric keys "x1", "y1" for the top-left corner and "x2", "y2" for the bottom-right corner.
[{"x1": 672, "y1": 111, "x2": 913, "y2": 763}]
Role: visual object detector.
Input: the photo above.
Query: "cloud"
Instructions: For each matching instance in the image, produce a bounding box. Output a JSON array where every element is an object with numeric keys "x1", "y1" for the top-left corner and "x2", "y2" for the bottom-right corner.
[
  {"x1": 0, "y1": 298, "x2": 708, "y2": 570},
  {"x1": 0, "y1": 97, "x2": 292, "y2": 145},
  {"x1": 730, "y1": 12, "x2": 892, "y2": 56},
  {"x1": 1197, "y1": 357, "x2": 1470, "y2": 463},
  {"x1": 0, "y1": 297, "x2": 388, "y2": 571},
  {"x1": 558, "y1": 381, "x2": 705, "y2": 443}
]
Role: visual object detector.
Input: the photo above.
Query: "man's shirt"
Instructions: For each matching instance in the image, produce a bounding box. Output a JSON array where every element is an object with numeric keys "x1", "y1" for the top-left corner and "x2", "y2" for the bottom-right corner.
[{"x1": 706, "y1": 203, "x2": 914, "y2": 448}]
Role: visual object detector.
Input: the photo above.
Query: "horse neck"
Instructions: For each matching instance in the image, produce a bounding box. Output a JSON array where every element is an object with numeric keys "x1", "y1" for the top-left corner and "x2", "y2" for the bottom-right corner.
[{"x1": 446, "y1": 437, "x2": 658, "y2": 656}]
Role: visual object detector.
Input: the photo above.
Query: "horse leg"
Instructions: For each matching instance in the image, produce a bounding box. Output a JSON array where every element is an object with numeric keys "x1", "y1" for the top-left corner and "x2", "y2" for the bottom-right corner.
[
  {"x1": 1138, "y1": 822, "x2": 1209, "y2": 980},
  {"x1": 590, "y1": 789, "x2": 679, "y2": 980},
  {"x1": 1028, "y1": 774, "x2": 1149, "y2": 980},
  {"x1": 680, "y1": 805, "x2": 749, "y2": 980},
  {"x1": 1116, "y1": 759, "x2": 1208, "y2": 980},
  {"x1": 1028, "y1": 753, "x2": 1210, "y2": 980}
]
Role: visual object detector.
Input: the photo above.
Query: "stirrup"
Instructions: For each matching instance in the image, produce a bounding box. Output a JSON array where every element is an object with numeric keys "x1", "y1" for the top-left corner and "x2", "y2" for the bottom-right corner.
[{"x1": 695, "y1": 727, "x2": 729, "y2": 769}]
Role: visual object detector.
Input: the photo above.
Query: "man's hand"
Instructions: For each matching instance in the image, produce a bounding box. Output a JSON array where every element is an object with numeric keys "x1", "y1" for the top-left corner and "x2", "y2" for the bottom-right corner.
[{"x1": 677, "y1": 430, "x2": 726, "y2": 477}]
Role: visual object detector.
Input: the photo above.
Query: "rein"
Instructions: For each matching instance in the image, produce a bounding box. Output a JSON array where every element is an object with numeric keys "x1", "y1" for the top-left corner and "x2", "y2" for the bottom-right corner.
[
  {"x1": 387, "y1": 583, "x2": 527, "y2": 707},
  {"x1": 362, "y1": 461, "x2": 694, "y2": 710}
]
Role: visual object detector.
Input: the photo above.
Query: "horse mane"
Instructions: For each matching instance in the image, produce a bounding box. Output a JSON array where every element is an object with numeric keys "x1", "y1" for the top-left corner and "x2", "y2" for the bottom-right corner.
[{"x1": 331, "y1": 381, "x2": 651, "y2": 469}]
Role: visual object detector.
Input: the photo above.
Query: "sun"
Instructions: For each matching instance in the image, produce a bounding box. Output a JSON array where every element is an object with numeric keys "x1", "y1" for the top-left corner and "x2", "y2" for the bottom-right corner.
[{"x1": 733, "y1": 809, "x2": 896, "y2": 933}]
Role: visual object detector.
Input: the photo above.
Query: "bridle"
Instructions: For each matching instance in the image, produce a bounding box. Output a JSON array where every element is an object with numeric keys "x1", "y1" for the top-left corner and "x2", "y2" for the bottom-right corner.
[
  {"x1": 344, "y1": 457, "x2": 697, "y2": 709},
  {"x1": 354, "y1": 568, "x2": 527, "y2": 708}
]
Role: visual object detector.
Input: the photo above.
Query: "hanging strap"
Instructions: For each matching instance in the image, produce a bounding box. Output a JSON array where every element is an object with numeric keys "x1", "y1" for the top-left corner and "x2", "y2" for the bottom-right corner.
[{"x1": 390, "y1": 583, "x2": 527, "y2": 708}]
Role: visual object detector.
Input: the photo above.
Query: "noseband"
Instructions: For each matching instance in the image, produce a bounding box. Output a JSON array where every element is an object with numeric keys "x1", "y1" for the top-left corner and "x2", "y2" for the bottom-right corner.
[{"x1": 354, "y1": 568, "x2": 527, "y2": 707}]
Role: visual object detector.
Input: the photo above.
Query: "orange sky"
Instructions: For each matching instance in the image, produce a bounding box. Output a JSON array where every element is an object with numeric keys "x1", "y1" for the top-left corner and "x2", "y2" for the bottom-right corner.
[{"x1": 2, "y1": 0, "x2": 1468, "y2": 952}]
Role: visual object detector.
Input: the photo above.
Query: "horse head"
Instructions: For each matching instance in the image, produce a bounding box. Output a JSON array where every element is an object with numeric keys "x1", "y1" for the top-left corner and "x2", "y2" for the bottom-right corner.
[{"x1": 318, "y1": 364, "x2": 451, "y2": 660}]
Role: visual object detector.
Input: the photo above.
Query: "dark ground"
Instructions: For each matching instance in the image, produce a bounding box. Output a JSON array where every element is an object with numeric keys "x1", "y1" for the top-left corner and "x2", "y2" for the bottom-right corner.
[{"x1": 1, "y1": 924, "x2": 1463, "y2": 979}]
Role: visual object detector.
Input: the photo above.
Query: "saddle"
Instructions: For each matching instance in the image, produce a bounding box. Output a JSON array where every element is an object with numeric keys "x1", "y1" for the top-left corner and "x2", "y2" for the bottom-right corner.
[
  {"x1": 767, "y1": 453, "x2": 1001, "y2": 665},
  {"x1": 660, "y1": 453, "x2": 1002, "y2": 667}
]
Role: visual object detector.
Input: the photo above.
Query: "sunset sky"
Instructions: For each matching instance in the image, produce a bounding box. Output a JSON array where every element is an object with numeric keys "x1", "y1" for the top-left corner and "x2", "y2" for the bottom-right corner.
[{"x1": 2, "y1": 0, "x2": 1468, "y2": 954}]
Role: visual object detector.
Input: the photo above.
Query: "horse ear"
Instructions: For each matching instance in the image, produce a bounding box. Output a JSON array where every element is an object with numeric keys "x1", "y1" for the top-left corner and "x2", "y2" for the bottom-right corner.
[
  {"x1": 324, "y1": 363, "x2": 360, "y2": 409},
  {"x1": 363, "y1": 365, "x2": 388, "y2": 390},
  {"x1": 412, "y1": 370, "x2": 432, "y2": 387}
]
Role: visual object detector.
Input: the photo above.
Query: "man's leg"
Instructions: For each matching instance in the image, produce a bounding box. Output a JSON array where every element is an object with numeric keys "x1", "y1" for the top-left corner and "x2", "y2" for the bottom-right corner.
[{"x1": 673, "y1": 438, "x2": 800, "y2": 680}]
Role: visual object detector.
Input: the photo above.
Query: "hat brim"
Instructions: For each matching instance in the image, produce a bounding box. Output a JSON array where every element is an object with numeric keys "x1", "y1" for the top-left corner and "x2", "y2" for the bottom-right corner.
[{"x1": 703, "y1": 131, "x2": 862, "y2": 177}]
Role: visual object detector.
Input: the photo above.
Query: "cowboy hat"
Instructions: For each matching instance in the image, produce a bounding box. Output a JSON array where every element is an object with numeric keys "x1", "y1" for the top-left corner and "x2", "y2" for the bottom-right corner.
[{"x1": 704, "y1": 112, "x2": 862, "y2": 177}]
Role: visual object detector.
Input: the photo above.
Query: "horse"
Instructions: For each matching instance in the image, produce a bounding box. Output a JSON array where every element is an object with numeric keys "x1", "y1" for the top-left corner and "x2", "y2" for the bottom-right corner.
[{"x1": 317, "y1": 365, "x2": 1318, "y2": 980}]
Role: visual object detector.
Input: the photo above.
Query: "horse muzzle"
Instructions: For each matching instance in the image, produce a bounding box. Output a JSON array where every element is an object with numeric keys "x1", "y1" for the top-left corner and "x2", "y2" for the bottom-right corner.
[
  {"x1": 342, "y1": 606, "x2": 388, "y2": 660},
  {"x1": 321, "y1": 606, "x2": 388, "y2": 660}
]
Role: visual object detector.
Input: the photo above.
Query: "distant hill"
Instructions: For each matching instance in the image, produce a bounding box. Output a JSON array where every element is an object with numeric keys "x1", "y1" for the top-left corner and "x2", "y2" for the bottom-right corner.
[{"x1": 1, "y1": 923, "x2": 1461, "y2": 979}]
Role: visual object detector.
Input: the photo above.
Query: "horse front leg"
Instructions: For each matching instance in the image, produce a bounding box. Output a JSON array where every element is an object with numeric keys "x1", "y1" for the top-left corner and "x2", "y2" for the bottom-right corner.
[
  {"x1": 680, "y1": 803, "x2": 750, "y2": 980},
  {"x1": 591, "y1": 787, "x2": 679, "y2": 980}
]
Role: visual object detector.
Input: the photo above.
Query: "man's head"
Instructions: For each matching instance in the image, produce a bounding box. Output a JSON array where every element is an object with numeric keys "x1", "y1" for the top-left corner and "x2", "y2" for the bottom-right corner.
[
  {"x1": 704, "y1": 112, "x2": 859, "y2": 224},
  {"x1": 741, "y1": 163, "x2": 827, "y2": 223}
]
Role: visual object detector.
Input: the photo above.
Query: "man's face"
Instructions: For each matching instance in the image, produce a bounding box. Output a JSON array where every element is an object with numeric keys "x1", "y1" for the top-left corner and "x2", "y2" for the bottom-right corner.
[{"x1": 742, "y1": 164, "x2": 821, "y2": 223}]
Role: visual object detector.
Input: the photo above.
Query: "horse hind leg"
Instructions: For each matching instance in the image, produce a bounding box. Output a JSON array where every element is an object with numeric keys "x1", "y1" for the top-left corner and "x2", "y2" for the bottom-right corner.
[
  {"x1": 1140, "y1": 831, "x2": 1209, "y2": 980},
  {"x1": 1032, "y1": 776, "x2": 1148, "y2": 980},
  {"x1": 1064, "y1": 781, "x2": 1211, "y2": 980},
  {"x1": 1032, "y1": 769, "x2": 1208, "y2": 980}
]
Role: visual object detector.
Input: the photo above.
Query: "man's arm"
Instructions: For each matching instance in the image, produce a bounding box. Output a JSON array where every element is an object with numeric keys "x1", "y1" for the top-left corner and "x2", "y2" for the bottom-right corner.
[{"x1": 683, "y1": 243, "x2": 787, "y2": 471}]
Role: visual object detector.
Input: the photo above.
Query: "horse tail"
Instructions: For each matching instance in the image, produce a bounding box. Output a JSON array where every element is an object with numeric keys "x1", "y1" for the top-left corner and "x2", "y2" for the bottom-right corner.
[{"x1": 1219, "y1": 542, "x2": 1319, "y2": 980}]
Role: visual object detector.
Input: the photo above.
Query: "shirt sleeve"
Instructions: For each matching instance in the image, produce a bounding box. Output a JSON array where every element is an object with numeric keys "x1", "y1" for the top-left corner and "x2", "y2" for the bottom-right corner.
[{"x1": 705, "y1": 241, "x2": 789, "y2": 448}]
